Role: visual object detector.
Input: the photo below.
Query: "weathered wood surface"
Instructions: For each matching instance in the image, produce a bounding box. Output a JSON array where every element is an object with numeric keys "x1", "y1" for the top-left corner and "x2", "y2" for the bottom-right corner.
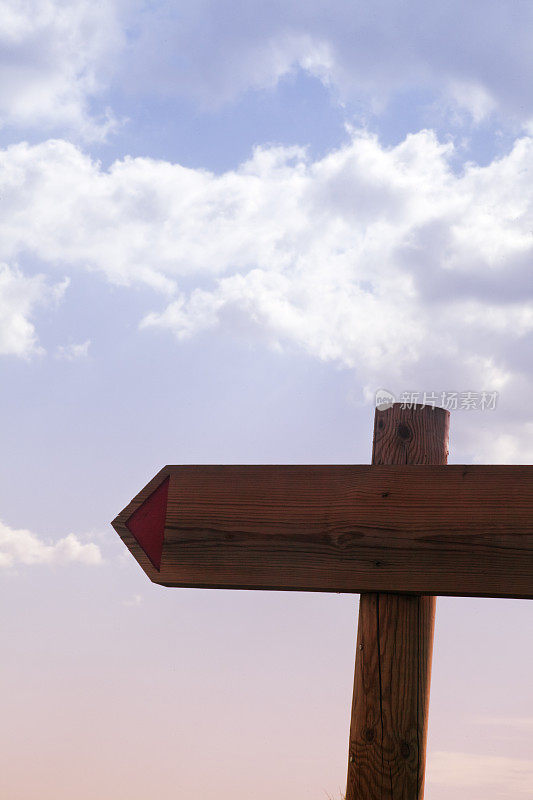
[
  {"x1": 347, "y1": 593, "x2": 435, "y2": 800},
  {"x1": 346, "y1": 403, "x2": 445, "y2": 800},
  {"x1": 112, "y1": 461, "x2": 533, "y2": 599}
]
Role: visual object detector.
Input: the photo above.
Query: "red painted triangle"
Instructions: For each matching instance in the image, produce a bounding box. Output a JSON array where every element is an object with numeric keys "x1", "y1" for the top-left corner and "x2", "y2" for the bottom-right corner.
[{"x1": 125, "y1": 476, "x2": 169, "y2": 571}]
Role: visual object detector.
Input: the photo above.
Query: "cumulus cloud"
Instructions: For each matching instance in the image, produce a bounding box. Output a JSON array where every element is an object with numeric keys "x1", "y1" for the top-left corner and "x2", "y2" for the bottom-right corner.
[
  {"x1": 0, "y1": 520, "x2": 103, "y2": 567},
  {"x1": 0, "y1": 0, "x2": 122, "y2": 138},
  {"x1": 0, "y1": 133, "x2": 533, "y2": 459}
]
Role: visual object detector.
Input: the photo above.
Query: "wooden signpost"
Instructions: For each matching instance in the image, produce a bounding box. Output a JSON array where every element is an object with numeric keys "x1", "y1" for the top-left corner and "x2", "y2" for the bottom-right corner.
[{"x1": 112, "y1": 404, "x2": 533, "y2": 799}]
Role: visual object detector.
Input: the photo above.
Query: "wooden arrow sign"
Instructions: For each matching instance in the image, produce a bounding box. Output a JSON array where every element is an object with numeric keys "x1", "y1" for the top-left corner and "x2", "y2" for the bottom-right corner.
[{"x1": 112, "y1": 463, "x2": 533, "y2": 598}]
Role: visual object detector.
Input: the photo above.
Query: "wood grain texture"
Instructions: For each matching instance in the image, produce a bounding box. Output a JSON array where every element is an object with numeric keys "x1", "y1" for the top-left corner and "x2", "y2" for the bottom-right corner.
[
  {"x1": 371, "y1": 403, "x2": 449, "y2": 466},
  {"x1": 346, "y1": 404, "x2": 446, "y2": 800},
  {"x1": 112, "y1": 459, "x2": 533, "y2": 598}
]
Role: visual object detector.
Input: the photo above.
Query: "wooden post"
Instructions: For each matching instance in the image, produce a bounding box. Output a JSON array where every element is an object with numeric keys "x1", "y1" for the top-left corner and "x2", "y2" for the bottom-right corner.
[{"x1": 346, "y1": 403, "x2": 449, "y2": 800}]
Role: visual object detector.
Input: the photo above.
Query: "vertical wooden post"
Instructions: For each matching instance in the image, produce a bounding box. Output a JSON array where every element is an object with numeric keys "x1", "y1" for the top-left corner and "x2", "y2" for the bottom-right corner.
[{"x1": 346, "y1": 403, "x2": 449, "y2": 800}]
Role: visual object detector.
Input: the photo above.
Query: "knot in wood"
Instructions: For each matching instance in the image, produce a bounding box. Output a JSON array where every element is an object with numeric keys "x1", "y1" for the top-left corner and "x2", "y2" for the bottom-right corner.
[
  {"x1": 400, "y1": 741, "x2": 411, "y2": 759},
  {"x1": 363, "y1": 727, "x2": 375, "y2": 743},
  {"x1": 397, "y1": 423, "x2": 412, "y2": 441}
]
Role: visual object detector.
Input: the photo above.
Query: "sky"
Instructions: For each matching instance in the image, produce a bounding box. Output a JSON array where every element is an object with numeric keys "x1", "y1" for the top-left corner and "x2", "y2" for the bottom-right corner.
[{"x1": 0, "y1": 1, "x2": 532, "y2": 798}]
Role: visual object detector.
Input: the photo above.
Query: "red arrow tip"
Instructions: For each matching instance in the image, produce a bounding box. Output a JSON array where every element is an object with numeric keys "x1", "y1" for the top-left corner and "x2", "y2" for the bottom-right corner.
[{"x1": 125, "y1": 476, "x2": 169, "y2": 571}]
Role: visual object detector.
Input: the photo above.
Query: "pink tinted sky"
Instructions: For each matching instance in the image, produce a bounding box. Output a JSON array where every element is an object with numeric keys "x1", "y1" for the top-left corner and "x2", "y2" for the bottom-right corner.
[{"x1": 1, "y1": 370, "x2": 531, "y2": 799}]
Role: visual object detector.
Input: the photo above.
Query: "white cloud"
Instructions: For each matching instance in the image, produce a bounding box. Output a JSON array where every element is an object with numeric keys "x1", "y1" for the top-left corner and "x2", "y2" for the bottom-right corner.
[
  {"x1": 0, "y1": 520, "x2": 103, "y2": 567},
  {"x1": 1, "y1": 133, "x2": 533, "y2": 459},
  {"x1": 428, "y1": 750, "x2": 533, "y2": 796},
  {"x1": 55, "y1": 338, "x2": 90, "y2": 361},
  {"x1": 0, "y1": 262, "x2": 67, "y2": 357},
  {"x1": 0, "y1": 0, "x2": 123, "y2": 138}
]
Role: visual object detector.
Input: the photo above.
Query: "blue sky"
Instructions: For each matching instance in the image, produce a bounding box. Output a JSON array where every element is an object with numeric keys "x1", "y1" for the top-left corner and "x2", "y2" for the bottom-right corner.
[{"x1": 0, "y1": 2, "x2": 532, "y2": 798}]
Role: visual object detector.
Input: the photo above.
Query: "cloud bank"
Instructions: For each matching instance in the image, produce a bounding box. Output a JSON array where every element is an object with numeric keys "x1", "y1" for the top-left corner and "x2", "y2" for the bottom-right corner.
[
  {"x1": 125, "y1": 0, "x2": 533, "y2": 121},
  {"x1": 3, "y1": 1, "x2": 533, "y2": 137},
  {"x1": 1, "y1": 132, "x2": 532, "y2": 458}
]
